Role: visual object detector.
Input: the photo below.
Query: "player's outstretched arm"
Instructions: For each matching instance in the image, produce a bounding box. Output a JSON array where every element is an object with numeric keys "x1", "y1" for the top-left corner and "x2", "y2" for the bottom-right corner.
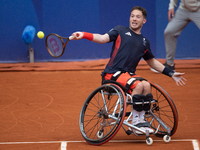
[
  {"x1": 146, "y1": 58, "x2": 187, "y2": 86},
  {"x1": 71, "y1": 31, "x2": 110, "y2": 44}
]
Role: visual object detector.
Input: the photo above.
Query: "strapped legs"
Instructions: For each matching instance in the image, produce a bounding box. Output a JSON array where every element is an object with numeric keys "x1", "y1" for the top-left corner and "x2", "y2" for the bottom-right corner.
[{"x1": 130, "y1": 80, "x2": 154, "y2": 134}]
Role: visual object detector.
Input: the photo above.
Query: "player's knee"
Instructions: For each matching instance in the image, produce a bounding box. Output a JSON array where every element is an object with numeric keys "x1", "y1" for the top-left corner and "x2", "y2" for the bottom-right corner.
[
  {"x1": 134, "y1": 82, "x2": 144, "y2": 93},
  {"x1": 142, "y1": 81, "x2": 150, "y2": 87},
  {"x1": 142, "y1": 81, "x2": 151, "y2": 93}
]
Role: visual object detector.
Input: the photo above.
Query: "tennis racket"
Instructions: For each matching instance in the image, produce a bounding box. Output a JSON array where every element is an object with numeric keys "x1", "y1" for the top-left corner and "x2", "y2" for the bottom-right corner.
[{"x1": 45, "y1": 33, "x2": 73, "y2": 58}]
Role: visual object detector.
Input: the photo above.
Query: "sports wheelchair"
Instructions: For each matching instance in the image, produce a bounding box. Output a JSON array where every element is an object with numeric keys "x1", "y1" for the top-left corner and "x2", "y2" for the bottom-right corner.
[{"x1": 79, "y1": 79, "x2": 178, "y2": 145}]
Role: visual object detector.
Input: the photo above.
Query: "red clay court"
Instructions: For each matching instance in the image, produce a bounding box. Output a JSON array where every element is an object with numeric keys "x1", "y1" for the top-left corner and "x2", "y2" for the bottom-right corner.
[{"x1": 0, "y1": 59, "x2": 199, "y2": 150}]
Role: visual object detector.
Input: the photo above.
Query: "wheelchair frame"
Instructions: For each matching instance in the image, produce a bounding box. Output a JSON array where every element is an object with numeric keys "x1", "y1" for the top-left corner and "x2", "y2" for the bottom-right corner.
[{"x1": 79, "y1": 81, "x2": 178, "y2": 145}]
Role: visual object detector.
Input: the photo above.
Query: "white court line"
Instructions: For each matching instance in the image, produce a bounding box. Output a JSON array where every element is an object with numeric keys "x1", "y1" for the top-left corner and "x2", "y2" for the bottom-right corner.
[
  {"x1": 0, "y1": 139, "x2": 199, "y2": 150},
  {"x1": 193, "y1": 140, "x2": 200, "y2": 150},
  {"x1": 60, "y1": 139, "x2": 199, "y2": 150},
  {"x1": 61, "y1": 142, "x2": 67, "y2": 150}
]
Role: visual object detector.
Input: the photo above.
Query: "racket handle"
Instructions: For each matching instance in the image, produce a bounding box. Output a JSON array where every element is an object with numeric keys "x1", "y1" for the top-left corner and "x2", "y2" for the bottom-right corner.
[{"x1": 69, "y1": 36, "x2": 73, "y2": 40}]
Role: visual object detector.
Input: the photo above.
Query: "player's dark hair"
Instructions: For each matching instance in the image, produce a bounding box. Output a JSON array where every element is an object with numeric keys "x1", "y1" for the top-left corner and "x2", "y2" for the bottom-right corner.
[{"x1": 131, "y1": 6, "x2": 147, "y2": 19}]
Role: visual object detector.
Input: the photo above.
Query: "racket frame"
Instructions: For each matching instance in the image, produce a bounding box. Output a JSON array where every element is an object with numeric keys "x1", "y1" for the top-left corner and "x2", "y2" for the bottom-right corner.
[{"x1": 45, "y1": 33, "x2": 72, "y2": 58}]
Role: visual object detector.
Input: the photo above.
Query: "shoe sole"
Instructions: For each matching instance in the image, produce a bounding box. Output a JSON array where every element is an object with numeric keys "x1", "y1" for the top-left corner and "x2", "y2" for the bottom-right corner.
[
  {"x1": 129, "y1": 127, "x2": 154, "y2": 135},
  {"x1": 150, "y1": 68, "x2": 160, "y2": 73}
]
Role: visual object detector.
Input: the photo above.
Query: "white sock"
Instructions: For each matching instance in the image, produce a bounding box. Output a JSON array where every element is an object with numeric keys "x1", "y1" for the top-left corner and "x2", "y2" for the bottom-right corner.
[
  {"x1": 131, "y1": 109, "x2": 140, "y2": 125},
  {"x1": 139, "y1": 110, "x2": 145, "y2": 121}
]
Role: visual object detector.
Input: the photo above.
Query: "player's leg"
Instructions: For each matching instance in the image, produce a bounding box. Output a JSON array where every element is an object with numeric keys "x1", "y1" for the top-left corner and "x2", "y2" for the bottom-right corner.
[
  {"x1": 130, "y1": 80, "x2": 154, "y2": 134},
  {"x1": 138, "y1": 81, "x2": 151, "y2": 122},
  {"x1": 164, "y1": 8, "x2": 190, "y2": 66},
  {"x1": 130, "y1": 82, "x2": 144, "y2": 129}
]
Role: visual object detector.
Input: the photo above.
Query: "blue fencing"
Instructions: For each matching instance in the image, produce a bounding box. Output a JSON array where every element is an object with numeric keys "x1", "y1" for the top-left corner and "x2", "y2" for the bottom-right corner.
[{"x1": 0, "y1": 0, "x2": 199, "y2": 63}]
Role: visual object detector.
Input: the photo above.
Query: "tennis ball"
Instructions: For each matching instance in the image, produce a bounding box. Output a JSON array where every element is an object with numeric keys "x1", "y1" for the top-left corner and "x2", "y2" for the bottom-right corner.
[{"x1": 37, "y1": 31, "x2": 44, "y2": 39}]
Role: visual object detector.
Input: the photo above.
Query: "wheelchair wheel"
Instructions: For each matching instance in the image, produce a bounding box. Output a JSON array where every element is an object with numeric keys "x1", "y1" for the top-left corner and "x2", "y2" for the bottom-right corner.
[
  {"x1": 79, "y1": 83, "x2": 126, "y2": 145},
  {"x1": 145, "y1": 81, "x2": 178, "y2": 137}
]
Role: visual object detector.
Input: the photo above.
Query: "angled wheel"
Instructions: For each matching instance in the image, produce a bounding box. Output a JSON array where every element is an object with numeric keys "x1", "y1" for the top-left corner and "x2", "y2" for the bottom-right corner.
[
  {"x1": 79, "y1": 83, "x2": 126, "y2": 145},
  {"x1": 146, "y1": 137, "x2": 153, "y2": 145},
  {"x1": 145, "y1": 81, "x2": 178, "y2": 137},
  {"x1": 163, "y1": 135, "x2": 171, "y2": 143}
]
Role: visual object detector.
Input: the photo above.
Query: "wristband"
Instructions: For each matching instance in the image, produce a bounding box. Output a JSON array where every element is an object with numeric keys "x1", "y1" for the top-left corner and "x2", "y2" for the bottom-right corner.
[
  {"x1": 162, "y1": 66, "x2": 175, "y2": 77},
  {"x1": 82, "y1": 32, "x2": 93, "y2": 41}
]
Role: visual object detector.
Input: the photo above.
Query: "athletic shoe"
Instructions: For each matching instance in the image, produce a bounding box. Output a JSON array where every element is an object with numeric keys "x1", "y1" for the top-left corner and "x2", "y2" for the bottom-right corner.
[
  {"x1": 138, "y1": 119, "x2": 154, "y2": 134},
  {"x1": 128, "y1": 127, "x2": 143, "y2": 135},
  {"x1": 163, "y1": 62, "x2": 175, "y2": 70},
  {"x1": 150, "y1": 62, "x2": 175, "y2": 73},
  {"x1": 150, "y1": 68, "x2": 159, "y2": 73},
  {"x1": 129, "y1": 119, "x2": 154, "y2": 135},
  {"x1": 143, "y1": 127, "x2": 154, "y2": 134},
  {"x1": 128, "y1": 127, "x2": 154, "y2": 135}
]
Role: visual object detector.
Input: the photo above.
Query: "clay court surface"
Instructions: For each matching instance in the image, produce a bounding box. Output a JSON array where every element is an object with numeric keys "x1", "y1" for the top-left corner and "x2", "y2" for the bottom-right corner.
[{"x1": 0, "y1": 59, "x2": 199, "y2": 150}]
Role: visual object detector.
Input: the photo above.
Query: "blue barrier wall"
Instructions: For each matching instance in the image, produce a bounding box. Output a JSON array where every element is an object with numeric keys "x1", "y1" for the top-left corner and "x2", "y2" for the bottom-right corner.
[{"x1": 0, "y1": 0, "x2": 199, "y2": 63}]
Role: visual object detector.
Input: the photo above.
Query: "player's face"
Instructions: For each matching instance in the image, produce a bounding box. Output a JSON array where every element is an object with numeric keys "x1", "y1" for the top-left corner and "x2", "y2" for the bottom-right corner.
[{"x1": 129, "y1": 9, "x2": 146, "y2": 34}]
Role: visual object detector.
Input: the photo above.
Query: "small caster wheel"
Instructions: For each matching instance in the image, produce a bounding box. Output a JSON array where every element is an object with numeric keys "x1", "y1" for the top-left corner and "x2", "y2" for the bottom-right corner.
[
  {"x1": 163, "y1": 135, "x2": 171, "y2": 143},
  {"x1": 146, "y1": 137, "x2": 153, "y2": 145},
  {"x1": 97, "y1": 131, "x2": 103, "y2": 139}
]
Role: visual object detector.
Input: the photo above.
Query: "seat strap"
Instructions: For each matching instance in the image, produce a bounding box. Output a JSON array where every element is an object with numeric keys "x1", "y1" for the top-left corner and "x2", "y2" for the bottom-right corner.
[
  {"x1": 111, "y1": 71, "x2": 122, "y2": 81},
  {"x1": 107, "y1": 71, "x2": 147, "y2": 92}
]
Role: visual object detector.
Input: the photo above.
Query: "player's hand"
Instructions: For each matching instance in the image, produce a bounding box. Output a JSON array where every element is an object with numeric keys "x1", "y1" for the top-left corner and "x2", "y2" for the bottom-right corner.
[
  {"x1": 168, "y1": 9, "x2": 174, "y2": 21},
  {"x1": 172, "y1": 72, "x2": 187, "y2": 86},
  {"x1": 71, "y1": 31, "x2": 83, "y2": 40}
]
